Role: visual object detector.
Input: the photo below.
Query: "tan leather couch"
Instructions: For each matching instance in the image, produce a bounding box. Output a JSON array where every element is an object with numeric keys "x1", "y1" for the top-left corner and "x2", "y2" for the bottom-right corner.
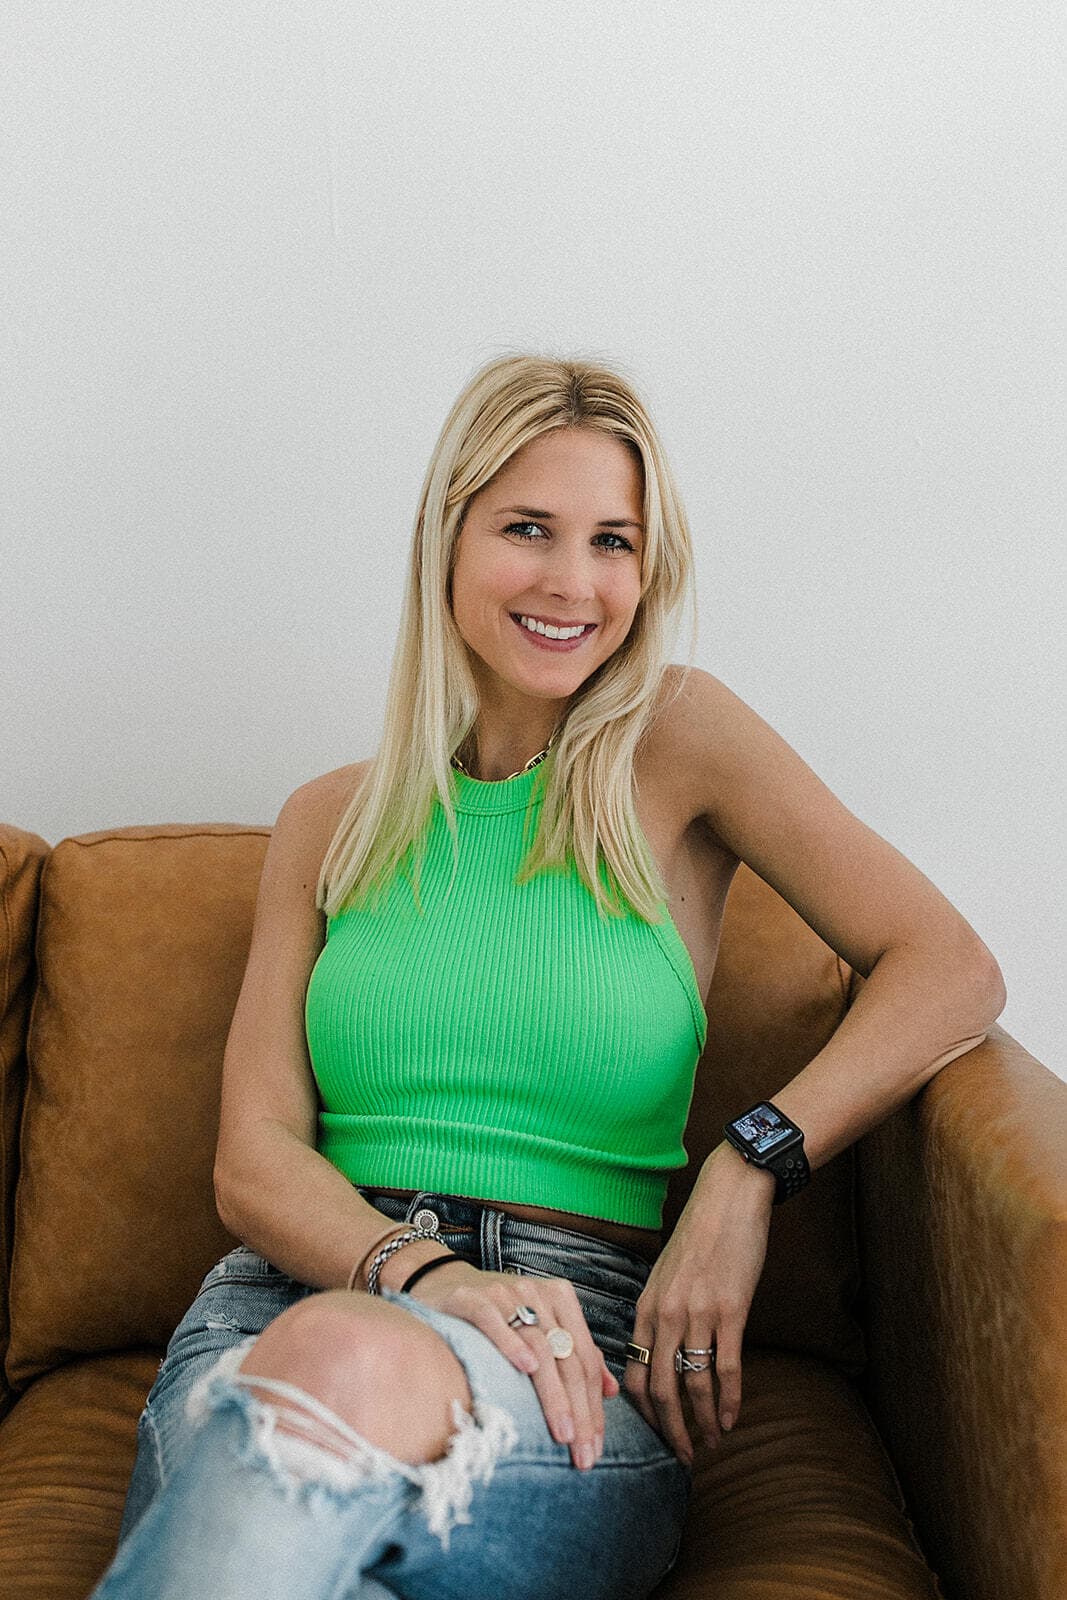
[{"x1": 0, "y1": 819, "x2": 1064, "y2": 1599}]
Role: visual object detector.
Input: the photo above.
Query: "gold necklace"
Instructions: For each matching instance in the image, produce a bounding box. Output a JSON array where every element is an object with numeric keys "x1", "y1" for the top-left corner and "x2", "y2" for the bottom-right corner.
[{"x1": 450, "y1": 729, "x2": 558, "y2": 782}]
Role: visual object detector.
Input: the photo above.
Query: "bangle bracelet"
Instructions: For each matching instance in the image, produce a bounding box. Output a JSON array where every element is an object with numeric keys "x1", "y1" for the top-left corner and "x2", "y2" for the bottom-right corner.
[
  {"x1": 346, "y1": 1224, "x2": 410, "y2": 1293},
  {"x1": 367, "y1": 1212, "x2": 444, "y2": 1295},
  {"x1": 400, "y1": 1253, "x2": 461, "y2": 1294}
]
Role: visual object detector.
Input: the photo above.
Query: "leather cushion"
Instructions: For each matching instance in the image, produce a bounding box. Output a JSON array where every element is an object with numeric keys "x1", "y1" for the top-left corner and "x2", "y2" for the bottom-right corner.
[
  {"x1": 6, "y1": 826, "x2": 263, "y2": 1389},
  {"x1": 661, "y1": 1350, "x2": 943, "y2": 1598},
  {"x1": 665, "y1": 867, "x2": 866, "y2": 1374},
  {"x1": 0, "y1": 826, "x2": 50, "y2": 1418},
  {"x1": 0, "y1": 1348, "x2": 935, "y2": 1600},
  {"x1": 7, "y1": 828, "x2": 865, "y2": 1389},
  {"x1": 0, "y1": 1349, "x2": 158, "y2": 1600}
]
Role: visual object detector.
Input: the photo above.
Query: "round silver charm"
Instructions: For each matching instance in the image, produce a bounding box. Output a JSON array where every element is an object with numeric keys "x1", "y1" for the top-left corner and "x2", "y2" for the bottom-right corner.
[{"x1": 546, "y1": 1327, "x2": 575, "y2": 1359}]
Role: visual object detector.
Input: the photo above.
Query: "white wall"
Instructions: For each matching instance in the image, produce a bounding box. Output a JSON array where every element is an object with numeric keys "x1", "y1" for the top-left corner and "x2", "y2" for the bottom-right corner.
[{"x1": 3, "y1": 3, "x2": 1063, "y2": 1076}]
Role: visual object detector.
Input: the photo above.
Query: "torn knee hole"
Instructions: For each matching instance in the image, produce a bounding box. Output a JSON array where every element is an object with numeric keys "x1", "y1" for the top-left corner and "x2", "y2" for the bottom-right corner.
[{"x1": 183, "y1": 1341, "x2": 521, "y2": 1551}]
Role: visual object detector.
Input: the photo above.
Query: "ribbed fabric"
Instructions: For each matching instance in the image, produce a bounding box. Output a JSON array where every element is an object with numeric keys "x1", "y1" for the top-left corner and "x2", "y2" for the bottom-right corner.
[{"x1": 304, "y1": 751, "x2": 708, "y2": 1229}]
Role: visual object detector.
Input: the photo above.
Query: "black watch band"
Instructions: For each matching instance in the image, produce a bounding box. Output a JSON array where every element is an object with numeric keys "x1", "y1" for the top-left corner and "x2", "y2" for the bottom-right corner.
[
  {"x1": 767, "y1": 1146, "x2": 811, "y2": 1203},
  {"x1": 723, "y1": 1100, "x2": 811, "y2": 1204}
]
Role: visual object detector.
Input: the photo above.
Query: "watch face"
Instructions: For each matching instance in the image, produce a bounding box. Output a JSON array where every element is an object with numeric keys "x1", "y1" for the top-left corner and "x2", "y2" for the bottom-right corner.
[{"x1": 733, "y1": 1103, "x2": 798, "y2": 1156}]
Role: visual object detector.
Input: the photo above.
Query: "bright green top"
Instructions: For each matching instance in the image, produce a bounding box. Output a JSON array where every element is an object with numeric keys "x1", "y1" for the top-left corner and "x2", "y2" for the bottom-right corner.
[{"x1": 304, "y1": 751, "x2": 708, "y2": 1229}]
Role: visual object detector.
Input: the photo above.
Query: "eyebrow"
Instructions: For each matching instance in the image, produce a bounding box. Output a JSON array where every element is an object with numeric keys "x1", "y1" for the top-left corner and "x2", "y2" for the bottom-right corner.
[{"x1": 495, "y1": 505, "x2": 645, "y2": 532}]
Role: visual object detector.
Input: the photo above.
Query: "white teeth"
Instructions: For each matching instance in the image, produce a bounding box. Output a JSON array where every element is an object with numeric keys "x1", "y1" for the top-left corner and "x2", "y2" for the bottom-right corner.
[{"x1": 518, "y1": 615, "x2": 588, "y2": 640}]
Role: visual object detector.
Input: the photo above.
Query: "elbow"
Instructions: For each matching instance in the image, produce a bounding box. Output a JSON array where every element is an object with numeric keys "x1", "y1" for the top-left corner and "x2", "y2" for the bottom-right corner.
[
  {"x1": 213, "y1": 1161, "x2": 237, "y2": 1232},
  {"x1": 931, "y1": 953, "x2": 1006, "y2": 1072},
  {"x1": 974, "y1": 947, "x2": 1008, "y2": 1027}
]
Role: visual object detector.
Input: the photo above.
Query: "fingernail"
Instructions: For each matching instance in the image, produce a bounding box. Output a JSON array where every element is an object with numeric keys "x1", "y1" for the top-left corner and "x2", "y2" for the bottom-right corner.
[
  {"x1": 558, "y1": 1415, "x2": 575, "y2": 1442},
  {"x1": 576, "y1": 1443, "x2": 595, "y2": 1470},
  {"x1": 721, "y1": 1413, "x2": 734, "y2": 1431}
]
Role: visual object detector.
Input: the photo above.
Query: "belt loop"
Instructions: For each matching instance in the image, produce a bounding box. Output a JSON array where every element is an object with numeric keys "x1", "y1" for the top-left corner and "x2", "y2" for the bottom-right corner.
[
  {"x1": 405, "y1": 1191, "x2": 434, "y2": 1223},
  {"x1": 480, "y1": 1203, "x2": 503, "y2": 1271}
]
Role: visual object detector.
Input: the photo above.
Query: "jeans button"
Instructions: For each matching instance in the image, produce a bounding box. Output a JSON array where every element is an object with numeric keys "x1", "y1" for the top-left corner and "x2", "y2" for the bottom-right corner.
[{"x1": 413, "y1": 1208, "x2": 440, "y2": 1234}]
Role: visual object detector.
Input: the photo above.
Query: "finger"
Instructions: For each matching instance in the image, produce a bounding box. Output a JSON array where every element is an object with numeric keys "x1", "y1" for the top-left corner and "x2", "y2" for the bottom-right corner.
[
  {"x1": 478, "y1": 1292, "x2": 544, "y2": 1376},
  {"x1": 713, "y1": 1321, "x2": 742, "y2": 1432},
  {"x1": 621, "y1": 1310, "x2": 661, "y2": 1439},
  {"x1": 648, "y1": 1311, "x2": 694, "y2": 1468},
  {"x1": 538, "y1": 1286, "x2": 605, "y2": 1468},
  {"x1": 680, "y1": 1326, "x2": 720, "y2": 1449},
  {"x1": 487, "y1": 1287, "x2": 590, "y2": 1460}
]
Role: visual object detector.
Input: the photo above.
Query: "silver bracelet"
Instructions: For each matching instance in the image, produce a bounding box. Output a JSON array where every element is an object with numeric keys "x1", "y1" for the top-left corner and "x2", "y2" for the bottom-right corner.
[{"x1": 366, "y1": 1212, "x2": 441, "y2": 1295}]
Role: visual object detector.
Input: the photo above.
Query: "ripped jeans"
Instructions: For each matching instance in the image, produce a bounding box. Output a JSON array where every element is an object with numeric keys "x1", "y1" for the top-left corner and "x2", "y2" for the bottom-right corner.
[{"x1": 90, "y1": 1188, "x2": 692, "y2": 1600}]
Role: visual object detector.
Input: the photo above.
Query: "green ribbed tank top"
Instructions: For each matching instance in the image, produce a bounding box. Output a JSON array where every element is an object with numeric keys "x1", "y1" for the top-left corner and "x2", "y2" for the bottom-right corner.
[{"x1": 304, "y1": 751, "x2": 708, "y2": 1229}]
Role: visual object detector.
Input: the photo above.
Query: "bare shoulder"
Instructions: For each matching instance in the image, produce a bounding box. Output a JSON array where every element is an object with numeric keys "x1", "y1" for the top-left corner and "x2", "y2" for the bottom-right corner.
[
  {"x1": 292, "y1": 759, "x2": 373, "y2": 816},
  {"x1": 643, "y1": 664, "x2": 743, "y2": 828},
  {"x1": 269, "y1": 759, "x2": 374, "y2": 888},
  {"x1": 650, "y1": 666, "x2": 1004, "y2": 984}
]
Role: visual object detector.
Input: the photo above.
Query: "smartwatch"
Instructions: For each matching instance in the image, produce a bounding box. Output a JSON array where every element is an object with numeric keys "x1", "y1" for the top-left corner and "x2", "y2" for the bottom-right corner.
[{"x1": 723, "y1": 1101, "x2": 810, "y2": 1203}]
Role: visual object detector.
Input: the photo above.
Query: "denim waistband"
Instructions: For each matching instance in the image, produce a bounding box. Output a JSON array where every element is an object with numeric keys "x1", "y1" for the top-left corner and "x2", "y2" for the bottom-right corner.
[{"x1": 355, "y1": 1185, "x2": 655, "y2": 1282}]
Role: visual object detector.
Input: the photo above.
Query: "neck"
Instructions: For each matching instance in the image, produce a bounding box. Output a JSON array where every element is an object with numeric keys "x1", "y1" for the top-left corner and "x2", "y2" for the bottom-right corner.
[{"x1": 455, "y1": 725, "x2": 559, "y2": 783}]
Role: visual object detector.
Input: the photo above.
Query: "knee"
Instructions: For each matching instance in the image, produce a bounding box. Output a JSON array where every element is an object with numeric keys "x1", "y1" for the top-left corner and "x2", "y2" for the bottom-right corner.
[{"x1": 237, "y1": 1290, "x2": 475, "y2": 1463}]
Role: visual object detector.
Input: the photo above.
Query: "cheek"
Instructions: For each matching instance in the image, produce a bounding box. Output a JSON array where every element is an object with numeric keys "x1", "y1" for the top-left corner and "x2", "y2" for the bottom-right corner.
[{"x1": 604, "y1": 573, "x2": 643, "y2": 624}]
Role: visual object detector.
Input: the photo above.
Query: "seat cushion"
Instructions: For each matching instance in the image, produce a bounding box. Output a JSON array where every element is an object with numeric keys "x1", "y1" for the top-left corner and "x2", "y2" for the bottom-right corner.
[
  {"x1": 660, "y1": 1349, "x2": 943, "y2": 1599},
  {"x1": 0, "y1": 1349, "x2": 159, "y2": 1600},
  {"x1": 0, "y1": 1347, "x2": 939, "y2": 1600}
]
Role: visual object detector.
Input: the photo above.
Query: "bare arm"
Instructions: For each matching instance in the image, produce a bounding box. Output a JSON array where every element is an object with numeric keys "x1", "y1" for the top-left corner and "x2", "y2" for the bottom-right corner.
[
  {"x1": 212, "y1": 769, "x2": 467, "y2": 1295},
  {"x1": 622, "y1": 668, "x2": 1007, "y2": 1463},
  {"x1": 673, "y1": 666, "x2": 1006, "y2": 1182}
]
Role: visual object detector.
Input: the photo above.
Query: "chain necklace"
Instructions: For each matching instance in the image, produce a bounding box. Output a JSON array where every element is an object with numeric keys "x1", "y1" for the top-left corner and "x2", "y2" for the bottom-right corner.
[{"x1": 450, "y1": 728, "x2": 559, "y2": 782}]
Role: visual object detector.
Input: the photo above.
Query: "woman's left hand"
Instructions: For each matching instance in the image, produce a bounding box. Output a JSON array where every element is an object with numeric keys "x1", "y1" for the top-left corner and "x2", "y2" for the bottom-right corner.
[{"x1": 621, "y1": 1142, "x2": 776, "y2": 1465}]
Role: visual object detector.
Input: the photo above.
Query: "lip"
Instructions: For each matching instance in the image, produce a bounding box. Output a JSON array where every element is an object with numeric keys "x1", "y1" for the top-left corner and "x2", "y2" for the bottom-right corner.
[{"x1": 509, "y1": 613, "x2": 597, "y2": 652}]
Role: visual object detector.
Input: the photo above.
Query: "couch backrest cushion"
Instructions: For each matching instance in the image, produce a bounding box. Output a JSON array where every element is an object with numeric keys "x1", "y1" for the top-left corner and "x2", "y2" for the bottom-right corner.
[
  {"x1": 664, "y1": 867, "x2": 866, "y2": 1374},
  {"x1": 0, "y1": 825, "x2": 51, "y2": 1414},
  {"x1": 6, "y1": 827, "x2": 865, "y2": 1390},
  {"x1": 6, "y1": 825, "x2": 268, "y2": 1390}
]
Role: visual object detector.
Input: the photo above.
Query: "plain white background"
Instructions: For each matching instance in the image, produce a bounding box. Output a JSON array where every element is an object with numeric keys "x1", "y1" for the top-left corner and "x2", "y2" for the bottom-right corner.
[{"x1": 3, "y1": 4, "x2": 1063, "y2": 1077}]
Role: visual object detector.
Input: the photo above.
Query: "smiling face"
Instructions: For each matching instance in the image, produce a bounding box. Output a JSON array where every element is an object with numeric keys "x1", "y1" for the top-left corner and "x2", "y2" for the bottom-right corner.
[{"x1": 450, "y1": 427, "x2": 646, "y2": 737}]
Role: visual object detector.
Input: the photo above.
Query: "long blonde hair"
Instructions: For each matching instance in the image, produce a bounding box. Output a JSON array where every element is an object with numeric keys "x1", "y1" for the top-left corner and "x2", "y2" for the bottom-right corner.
[{"x1": 317, "y1": 350, "x2": 700, "y2": 924}]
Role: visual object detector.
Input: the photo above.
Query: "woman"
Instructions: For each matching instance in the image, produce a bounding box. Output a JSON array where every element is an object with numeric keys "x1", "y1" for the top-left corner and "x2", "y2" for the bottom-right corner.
[{"x1": 92, "y1": 353, "x2": 1005, "y2": 1600}]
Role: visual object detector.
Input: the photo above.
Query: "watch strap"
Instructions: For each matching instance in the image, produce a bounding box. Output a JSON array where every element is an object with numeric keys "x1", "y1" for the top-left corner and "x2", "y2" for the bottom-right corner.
[{"x1": 768, "y1": 1144, "x2": 811, "y2": 1203}]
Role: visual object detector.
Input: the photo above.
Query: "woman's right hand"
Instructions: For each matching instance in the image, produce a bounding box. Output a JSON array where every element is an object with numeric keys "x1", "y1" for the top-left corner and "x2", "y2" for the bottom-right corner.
[{"x1": 401, "y1": 1257, "x2": 619, "y2": 1471}]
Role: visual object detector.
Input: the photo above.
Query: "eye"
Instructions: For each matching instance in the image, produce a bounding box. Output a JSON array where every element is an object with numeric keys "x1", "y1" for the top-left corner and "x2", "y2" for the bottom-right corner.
[{"x1": 503, "y1": 521, "x2": 635, "y2": 554}]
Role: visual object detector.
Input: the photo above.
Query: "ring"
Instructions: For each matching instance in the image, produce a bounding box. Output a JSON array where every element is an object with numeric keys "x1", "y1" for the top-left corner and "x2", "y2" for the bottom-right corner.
[
  {"x1": 675, "y1": 1349, "x2": 712, "y2": 1374},
  {"x1": 546, "y1": 1326, "x2": 574, "y2": 1359},
  {"x1": 507, "y1": 1305, "x2": 539, "y2": 1329},
  {"x1": 625, "y1": 1341, "x2": 651, "y2": 1366}
]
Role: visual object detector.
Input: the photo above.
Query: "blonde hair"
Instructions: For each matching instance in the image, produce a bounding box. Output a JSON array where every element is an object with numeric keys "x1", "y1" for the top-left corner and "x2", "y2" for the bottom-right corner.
[{"x1": 317, "y1": 349, "x2": 699, "y2": 924}]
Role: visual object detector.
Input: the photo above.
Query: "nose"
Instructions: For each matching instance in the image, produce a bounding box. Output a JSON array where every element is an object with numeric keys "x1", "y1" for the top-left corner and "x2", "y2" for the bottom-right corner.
[{"x1": 541, "y1": 542, "x2": 597, "y2": 604}]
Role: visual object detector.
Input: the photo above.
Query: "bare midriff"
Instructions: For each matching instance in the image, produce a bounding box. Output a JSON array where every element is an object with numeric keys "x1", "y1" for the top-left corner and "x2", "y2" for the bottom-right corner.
[{"x1": 364, "y1": 1185, "x2": 662, "y2": 1266}]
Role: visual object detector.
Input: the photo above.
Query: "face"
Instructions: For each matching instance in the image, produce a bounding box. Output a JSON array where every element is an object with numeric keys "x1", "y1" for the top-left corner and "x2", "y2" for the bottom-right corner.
[{"x1": 450, "y1": 427, "x2": 645, "y2": 723}]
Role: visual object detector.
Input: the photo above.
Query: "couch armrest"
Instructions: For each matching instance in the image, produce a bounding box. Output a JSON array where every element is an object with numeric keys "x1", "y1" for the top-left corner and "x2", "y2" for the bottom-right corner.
[
  {"x1": 0, "y1": 826, "x2": 50, "y2": 1425},
  {"x1": 856, "y1": 1015, "x2": 1067, "y2": 1600}
]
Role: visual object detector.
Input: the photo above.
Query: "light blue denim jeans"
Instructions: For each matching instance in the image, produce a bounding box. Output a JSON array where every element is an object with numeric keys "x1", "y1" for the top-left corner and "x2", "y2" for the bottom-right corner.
[{"x1": 90, "y1": 1187, "x2": 692, "y2": 1599}]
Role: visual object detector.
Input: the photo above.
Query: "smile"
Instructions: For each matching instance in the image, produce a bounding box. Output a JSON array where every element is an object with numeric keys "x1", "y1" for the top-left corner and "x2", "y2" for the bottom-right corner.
[{"x1": 510, "y1": 614, "x2": 597, "y2": 652}]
